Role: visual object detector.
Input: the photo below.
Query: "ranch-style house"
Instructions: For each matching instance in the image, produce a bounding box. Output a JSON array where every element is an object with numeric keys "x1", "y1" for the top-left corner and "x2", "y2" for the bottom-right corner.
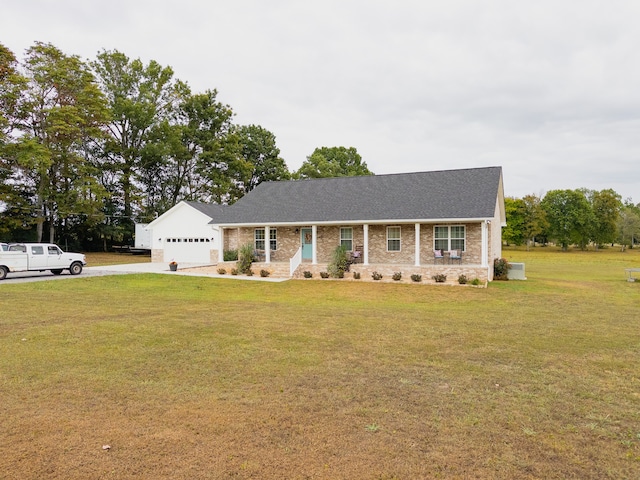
[{"x1": 211, "y1": 166, "x2": 506, "y2": 282}]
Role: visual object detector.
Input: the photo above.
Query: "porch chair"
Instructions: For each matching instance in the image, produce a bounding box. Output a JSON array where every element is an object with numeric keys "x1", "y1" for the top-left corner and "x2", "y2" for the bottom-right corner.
[
  {"x1": 433, "y1": 249, "x2": 445, "y2": 264},
  {"x1": 352, "y1": 245, "x2": 363, "y2": 264},
  {"x1": 449, "y1": 249, "x2": 462, "y2": 264}
]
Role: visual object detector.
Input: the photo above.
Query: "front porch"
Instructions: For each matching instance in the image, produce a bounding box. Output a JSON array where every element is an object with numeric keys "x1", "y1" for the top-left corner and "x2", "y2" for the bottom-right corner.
[
  {"x1": 217, "y1": 220, "x2": 494, "y2": 283},
  {"x1": 216, "y1": 259, "x2": 489, "y2": 285}
]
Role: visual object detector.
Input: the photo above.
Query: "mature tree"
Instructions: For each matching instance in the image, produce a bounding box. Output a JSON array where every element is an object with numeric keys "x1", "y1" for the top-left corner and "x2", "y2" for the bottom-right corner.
[
  {"x1": 12, "y1": 42, "x2": 108, "y2": 243},
  {"x1": 521, "y1": 194, "x2": 548, "y2": 250},
  {"x1": 503, "y1": 194, "x2": 548, "y2": 249},
  {"x1": 0, "y1": 43, "x2": 29, "y2": 238},
  {"x1": 177, "y1": 90, "x2": 245, "y2": 206},
  {"x1": 503, "y1": 197, "x2": 526, "y2": 245},
  {"x1": 541, "y1": 189, "x2": 593, "y2": 250},
  {"x1": 91, "y1": 50, "x2": 188, "y2": 240},
  {"x1": 135, "y1": 95, "x2": 288, "y2": 208},
  {"x1": 618, "y1": 201, "x2": 640, "y2": 250},
  {"x1": 294, "y1": 146, "x2": 372, "y2": 179},
  {"x1": 588, "y1": 188, "x2": 622, "y2": 248},
  {"x1": 235, "y1": 124, "x2": 289, "y2": 193},
  {"x1": 0, "y1": 44, "x2": 24, "y2": 141},
  {"x1": 197, "y1": 130, "x2": 252, "y2": 204}
]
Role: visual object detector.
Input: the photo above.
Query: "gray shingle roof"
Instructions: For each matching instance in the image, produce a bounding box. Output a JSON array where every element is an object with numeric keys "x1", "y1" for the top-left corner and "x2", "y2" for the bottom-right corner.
[
  {"x1": 215, "y1": 166, "x2": 503, "y2": 225},
  {"x1": 183, "y1": 201, "x2": 227, "y2": 220}
]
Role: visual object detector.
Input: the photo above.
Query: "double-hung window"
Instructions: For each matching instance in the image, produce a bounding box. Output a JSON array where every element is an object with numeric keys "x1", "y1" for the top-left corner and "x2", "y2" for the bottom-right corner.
[
  {"x1": 450, "y1": 226, "x2": 465, "y2": 251},
  {"x1": 434, "y1": 225, "x2": 465, "y2": 251},
  {"x1": 387, "y1": 226, "x2": 401, "y2": 251},
  {"x1": 340, "y1": 227, "x2": 353, "y2": 251},
  {"x1": 255, "y1": 228, "x2": 277, "y2": 251}
]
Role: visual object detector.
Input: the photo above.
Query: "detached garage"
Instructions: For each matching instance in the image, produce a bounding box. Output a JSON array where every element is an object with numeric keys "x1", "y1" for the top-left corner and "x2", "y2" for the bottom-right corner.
[{"x1": 145, "y1": 201, "x2": 226, "y2": 264}]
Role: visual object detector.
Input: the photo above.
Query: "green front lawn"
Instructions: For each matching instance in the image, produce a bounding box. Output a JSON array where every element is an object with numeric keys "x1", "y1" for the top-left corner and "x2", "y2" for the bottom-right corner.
[{"x1": 1, "y1": 247, "x2": 639, "y2": 479}]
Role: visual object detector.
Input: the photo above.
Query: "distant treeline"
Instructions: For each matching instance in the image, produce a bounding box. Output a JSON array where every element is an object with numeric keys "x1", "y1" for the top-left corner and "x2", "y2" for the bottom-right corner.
[{"x1": 504, "y1": 189, "x2": 640, "y2": 250}]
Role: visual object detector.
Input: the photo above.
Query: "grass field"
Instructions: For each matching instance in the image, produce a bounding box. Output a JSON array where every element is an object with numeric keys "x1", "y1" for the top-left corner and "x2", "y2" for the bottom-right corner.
[
  {"x1": 85, "y1": 251, "x2": 152, "y2": 266},
  {"x1": 1, "y1": 247, "x2": 639, "y2": 479}
]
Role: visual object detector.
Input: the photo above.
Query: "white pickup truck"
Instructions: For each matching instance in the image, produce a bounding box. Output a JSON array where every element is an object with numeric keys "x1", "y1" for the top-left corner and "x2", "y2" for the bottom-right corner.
[{"x1": 0, "y1": 243, "x2": 86, "y2": 280}]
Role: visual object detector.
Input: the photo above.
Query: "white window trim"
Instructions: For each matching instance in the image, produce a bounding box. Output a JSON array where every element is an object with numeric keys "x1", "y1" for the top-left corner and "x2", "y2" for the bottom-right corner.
[
  {"x1": 340, "y1": 227, "x2": 353, "y2": 251},
  {"x1": 254, "y1": 228, "x2": 265, "y2": 250},
  {"x1": 387, "y1": 226, "x2": 401, "y2": 252},
  {"x1": 433, "y1": 225, "x2": 466, "y2": 252},
  {"x1": 255, "y1": 228, "x2": 277, "y2": 251}
]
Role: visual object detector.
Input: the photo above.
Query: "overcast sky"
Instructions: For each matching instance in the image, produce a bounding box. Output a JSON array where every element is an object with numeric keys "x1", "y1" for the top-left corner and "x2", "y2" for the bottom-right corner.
[{"x1": 3, "y1": 0, "x2": 639, "y2": 202}]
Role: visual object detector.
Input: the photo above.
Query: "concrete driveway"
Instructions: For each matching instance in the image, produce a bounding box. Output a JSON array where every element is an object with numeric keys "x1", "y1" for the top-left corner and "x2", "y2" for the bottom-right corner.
[{"x1": 1, "y1": 263, "x2": 288, "y2": 284}]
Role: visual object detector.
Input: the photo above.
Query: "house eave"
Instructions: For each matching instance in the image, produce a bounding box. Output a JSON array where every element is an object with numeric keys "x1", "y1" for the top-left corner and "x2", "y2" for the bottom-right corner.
[{"x1": 214, "y1": 217, "x2": 493, "y2": 228}]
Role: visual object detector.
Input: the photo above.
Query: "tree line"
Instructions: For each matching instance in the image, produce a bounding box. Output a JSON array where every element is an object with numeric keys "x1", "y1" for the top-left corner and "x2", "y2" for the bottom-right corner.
[
  {"x1": 8, "y1": 43, "x2": 634, "y2": 254},
  {"x1": 504, "y1": 189, "x2": 640, "y2": 250},
  {"x1": 0, "y1": 42, "x2": 372, "y2": 250}
]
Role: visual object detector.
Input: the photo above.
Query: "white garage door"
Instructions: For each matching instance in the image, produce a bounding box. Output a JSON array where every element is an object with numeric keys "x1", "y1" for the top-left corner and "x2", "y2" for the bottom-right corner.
[{"x1": 163, "y1": 237, "x2": 212, "y2": 263}]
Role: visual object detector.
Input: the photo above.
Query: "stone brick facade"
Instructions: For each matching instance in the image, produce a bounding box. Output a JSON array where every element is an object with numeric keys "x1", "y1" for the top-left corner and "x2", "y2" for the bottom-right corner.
[
  {"x1": 293, "y1": 263, "x2": 488, "y2": 285},
  {"x1": 223, "y1": 224, "x2": 481, "y2": 262}
]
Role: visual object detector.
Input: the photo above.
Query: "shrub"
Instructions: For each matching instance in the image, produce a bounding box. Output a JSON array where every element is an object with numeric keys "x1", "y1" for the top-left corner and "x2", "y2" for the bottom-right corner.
[
  {"x1": 470, "y1": 278, "x2": 482, "y2": 286},
  {"x1": 458, "y1": 274, "x2": 468, "y2": 284},
  {"x1": 237, "y1": 243, "x2": 254, "y2": 274},
  {"x1": 353, "y1": 271, "x2": 361, "y2": 279},
  {"x1": 246, "y1": 269, "x2": 254, "y2": 276},
  {"x1": 231, "y1": 268, "x2": 238, "y2": 275},
  {"x1": 260, "y1": 269, "x2": 270, "y2": 277},
  {"x1": 411, "y1": 274, "x2": 422, "y2": 282},
  {"x1": 320, "y1": 271, "x2": 329, "y2": 278},
  {"x1": 223, "y1": 249, "x2": 238, "y2": 261},
  {"x1": 494, "y1": 258, "x2": 511, "y2": 280},
  {"x1": 217, "y1": 268, "x2": 226, "y2": 275},
  {"x1": 432, "y1": 273, "x2": 447, "y2": 283},
  {"x1": 303, "y1": 271, "x2": 313, "y2": 278},
  {"x1": 392, "y1": 272, "x2": 402, "y2": 281},
  {"x1": 371, "y1": 271, "x2": 383, "y2": 280},
  {"x1": 328, "y1": 245, "x2": 349, "y2": 278}
]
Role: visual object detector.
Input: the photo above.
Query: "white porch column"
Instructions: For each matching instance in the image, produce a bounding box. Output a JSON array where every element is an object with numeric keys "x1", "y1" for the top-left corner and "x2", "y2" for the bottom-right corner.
[
  {"x1": 265, "y1": 226, "x2": 271, "y2": 263},
  {"x1": 414, "y1": 223, "x2": 421, "y2": 266},
  {"x1": 312, "y1": 225, "x2": 318, "y2": 264},
  {"x1": 481, "y1": 220, "x2": 488, "y2": 268},
  {"x1": 218, "y1": 227, "x2": 224, "y2": 263},
  {"x1": 363, "y1": 224, "x2": 369, "y2": 265}
]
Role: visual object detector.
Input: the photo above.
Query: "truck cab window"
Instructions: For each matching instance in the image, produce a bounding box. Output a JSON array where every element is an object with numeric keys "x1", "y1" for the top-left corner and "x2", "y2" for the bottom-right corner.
[{"x1": 31, "y1": 246, "x2": 44, "y2": 255}]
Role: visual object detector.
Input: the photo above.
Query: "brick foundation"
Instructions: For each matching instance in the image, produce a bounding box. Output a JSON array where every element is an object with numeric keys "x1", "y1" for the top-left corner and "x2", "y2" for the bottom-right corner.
[{"x1": 292, "y1": 263, "x2": 488, "y2": 286}]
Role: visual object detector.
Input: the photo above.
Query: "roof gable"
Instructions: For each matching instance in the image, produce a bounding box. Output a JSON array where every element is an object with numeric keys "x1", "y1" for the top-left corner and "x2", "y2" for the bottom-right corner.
[
  {"x1": 183, "y1": 201, "x2": 227, "y2": 220},
  {"x1": 217, "y1": 166, "x2": 503, "y2": 225},
  {"x1": 147, "y1": 201, "x2": 226, "y2": 229}
]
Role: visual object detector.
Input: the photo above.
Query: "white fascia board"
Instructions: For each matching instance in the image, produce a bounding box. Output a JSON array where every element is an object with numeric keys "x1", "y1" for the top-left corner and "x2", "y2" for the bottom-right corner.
[{"x1": 215, "y1": 217, "x2": 491, "y2": 228}]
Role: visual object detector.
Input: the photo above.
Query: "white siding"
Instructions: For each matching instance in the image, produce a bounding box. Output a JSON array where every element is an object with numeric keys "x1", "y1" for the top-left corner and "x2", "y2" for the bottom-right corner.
[{"x1": 148, "y1": 202, "x2": 218, "y2": 263}]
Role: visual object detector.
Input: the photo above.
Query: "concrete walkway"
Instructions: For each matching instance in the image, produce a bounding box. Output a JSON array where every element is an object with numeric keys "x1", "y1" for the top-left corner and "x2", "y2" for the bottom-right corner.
[{"x1": 84, "y1": 263, "x2": 290, "y2": 282}]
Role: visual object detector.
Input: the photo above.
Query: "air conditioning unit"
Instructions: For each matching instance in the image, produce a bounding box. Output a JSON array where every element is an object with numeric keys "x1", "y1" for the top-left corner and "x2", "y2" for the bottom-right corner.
[{"x1": 508, "y1": 262, "x2": 526, "y2": 280}]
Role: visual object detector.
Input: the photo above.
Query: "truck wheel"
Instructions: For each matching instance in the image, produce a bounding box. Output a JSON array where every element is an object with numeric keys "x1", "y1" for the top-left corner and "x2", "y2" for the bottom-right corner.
[
  {"x1": 51, "y1": 269, "x2": 63, "y2": 275},
  {"x1": 0, "y1": 266, "x2": 7, "y2": 280},
  {"x1": 69, "y1": 262, "x2": 83, "y2": 275}
]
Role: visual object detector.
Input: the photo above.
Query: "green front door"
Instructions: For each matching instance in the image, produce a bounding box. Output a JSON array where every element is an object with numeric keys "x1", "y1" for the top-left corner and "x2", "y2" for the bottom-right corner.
[{"x1": 301, "y1": 228, "x2": 312, "y2": 259}]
